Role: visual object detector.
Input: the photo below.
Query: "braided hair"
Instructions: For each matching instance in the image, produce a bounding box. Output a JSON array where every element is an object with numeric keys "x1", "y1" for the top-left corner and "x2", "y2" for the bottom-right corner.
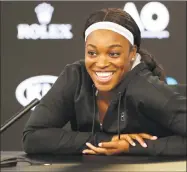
[{"x1": 83, "y1": 8, "x2": 166, "y2": 81}]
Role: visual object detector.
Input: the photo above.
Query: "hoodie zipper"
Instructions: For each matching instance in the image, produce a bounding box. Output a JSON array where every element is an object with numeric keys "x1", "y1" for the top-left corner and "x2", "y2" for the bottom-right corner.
[
  {"x1": 91, "y1": 85, "x2": 123, "y2": 136},
  {"x1": 91, "y1": 85, "x2": 103, "y2": 134}
]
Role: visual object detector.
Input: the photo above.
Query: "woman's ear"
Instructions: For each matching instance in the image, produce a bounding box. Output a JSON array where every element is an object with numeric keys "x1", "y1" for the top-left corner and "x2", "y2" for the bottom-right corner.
[{"x1": 129, "y1": 45, "x2": 137, "y2": 62}]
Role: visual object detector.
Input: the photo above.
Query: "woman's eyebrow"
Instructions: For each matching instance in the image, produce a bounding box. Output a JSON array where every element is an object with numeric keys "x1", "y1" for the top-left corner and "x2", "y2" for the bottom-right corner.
[
  {"x1": 86, "y1": 44, "x2": 97, "y2": 49},
  {"x1": 108, "y1": 44, "x2": 123, "y2": 48},
  {"x1": 86, "y1": 44, "x2": 123, "y2": 49}
]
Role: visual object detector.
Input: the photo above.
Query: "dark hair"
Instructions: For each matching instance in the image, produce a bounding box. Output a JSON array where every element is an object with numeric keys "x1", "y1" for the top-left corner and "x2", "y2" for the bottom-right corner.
[{"x1": 83, "y1": 8, "x2": 166, "y2": 81}]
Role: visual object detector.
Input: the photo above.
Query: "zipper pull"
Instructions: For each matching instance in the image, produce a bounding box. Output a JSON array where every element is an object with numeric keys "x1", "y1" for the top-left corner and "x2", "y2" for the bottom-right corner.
[
  {"x1": 121, "y1": 112, "x2": 126, "y2": 121},
  {"x1": 100, "y1": 123, "x2": 103, "y2": 131}
]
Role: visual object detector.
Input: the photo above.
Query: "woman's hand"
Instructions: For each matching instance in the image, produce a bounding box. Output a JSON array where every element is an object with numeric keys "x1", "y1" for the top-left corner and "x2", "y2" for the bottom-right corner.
[
  {"x1": 83, "y1": 140, "x2": 129, "y2": 155},
  {"x1": 111, "y1": 133, "x2": 157, "y2": 148},
  {"x1": 82, "y1": 133, "x2": 157, "y2": 155}
]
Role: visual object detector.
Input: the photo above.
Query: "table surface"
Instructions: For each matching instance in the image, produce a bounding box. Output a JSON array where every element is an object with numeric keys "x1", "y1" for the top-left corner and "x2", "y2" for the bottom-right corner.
[{"x1": 1, "y1": 151, "x2": 186, "y2": 171}]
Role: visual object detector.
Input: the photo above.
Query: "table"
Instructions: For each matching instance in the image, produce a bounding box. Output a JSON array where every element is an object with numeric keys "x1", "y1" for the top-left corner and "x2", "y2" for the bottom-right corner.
[{"x1": 1, "y1": 151, "x2": 186, "y2": 171}]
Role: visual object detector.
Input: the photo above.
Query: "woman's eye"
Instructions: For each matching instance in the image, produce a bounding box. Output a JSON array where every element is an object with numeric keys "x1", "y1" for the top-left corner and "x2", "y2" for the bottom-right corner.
[
  {"x1": 88, "y1": 51, "x2": 97, "y2": 56},
  {"x1": 109, "y1": 52, "x2": 120, "y2": 57}
]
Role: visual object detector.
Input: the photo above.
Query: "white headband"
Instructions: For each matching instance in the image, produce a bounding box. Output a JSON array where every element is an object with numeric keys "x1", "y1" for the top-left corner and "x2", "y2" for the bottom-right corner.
[{"x1": 85, "y1": 21, "x2": 134, "y2": 45}]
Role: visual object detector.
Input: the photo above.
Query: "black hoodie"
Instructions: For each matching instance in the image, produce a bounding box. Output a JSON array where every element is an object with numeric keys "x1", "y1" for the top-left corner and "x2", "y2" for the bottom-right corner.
[{"x1": 22, "y1": 60, "x2": 186, "y2": 156}]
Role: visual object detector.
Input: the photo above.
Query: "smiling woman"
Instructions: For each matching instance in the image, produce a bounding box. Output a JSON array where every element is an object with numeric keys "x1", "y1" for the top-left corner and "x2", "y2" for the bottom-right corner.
[{"x1": 22, "y1": 8, "x2": 186, "y2": 156}]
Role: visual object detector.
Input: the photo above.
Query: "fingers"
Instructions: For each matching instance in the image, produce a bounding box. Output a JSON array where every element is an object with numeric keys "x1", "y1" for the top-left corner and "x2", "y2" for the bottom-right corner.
[
  {"x1": 139, "y1": 133, "x2": 157, "y2": 140},
  {"x1": 123, "y1": 135, "x2": 136, "y2": 146},
  {"x1": 98, "y1": 141, "x2": 118, "y2": 149},
  {"x1": 85, "y1": 142, "x2": 120, "y2": 155},
  {"x1": 133, "y1": 135, "x2": 147, "y2": 147},
  {"x1": 132, "y1": 133, "x2": 157, "y2": 147},
  {"x1": 119, "y1": 133, "x2": 158, "y2": 148},
  {"x1": 99, "y1": 140, "x2": 129, "y2": 155},
  {"x1": 82, "y1": 149, "x2": 96, "y2": 154},
  {"x1": 85, "y1": 143, "x2": 106, "y2": 154}
]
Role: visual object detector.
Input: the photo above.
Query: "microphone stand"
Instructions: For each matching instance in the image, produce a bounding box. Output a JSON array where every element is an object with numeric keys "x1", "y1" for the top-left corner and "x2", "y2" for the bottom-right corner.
[
  {"x1": 0, "y1": 98, "x2": 40, "y2": 134},
  {"x1": 1, "y1": 98, "x2": 40, "y2": 168}
]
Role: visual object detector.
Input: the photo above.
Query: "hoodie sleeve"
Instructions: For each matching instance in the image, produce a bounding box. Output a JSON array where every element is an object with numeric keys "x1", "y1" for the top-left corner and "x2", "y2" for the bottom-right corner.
[
  {"x1": 23, "y1": 64, "x2": 96, "y2": 155},
  {"x1": 138, "y1": 76, "x2": 186, "y2": 137},
  {"x1": 128, "y1": 75, "x2": 186, "y2": 156},
  {"x1": 128, "y1": 135, "x2": 186, "y2": 156}
]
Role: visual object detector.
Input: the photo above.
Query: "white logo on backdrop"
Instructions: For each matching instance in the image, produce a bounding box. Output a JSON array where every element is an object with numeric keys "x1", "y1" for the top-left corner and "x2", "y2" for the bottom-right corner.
[
  {"x1": 17, "y1": 3, "x2": 73, "y2": 40},
  {"x1": 15, "y1": 75, "x2": 58, "y2": 107},
  {"x1": 124, "y1": 2, "x2": 170, "y2": 39}
]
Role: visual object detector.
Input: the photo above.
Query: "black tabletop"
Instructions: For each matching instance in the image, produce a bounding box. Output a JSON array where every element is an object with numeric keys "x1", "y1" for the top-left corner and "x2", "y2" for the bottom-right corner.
[{"x1": 1, "y1": 151, "x2": 186, "y2": 171}]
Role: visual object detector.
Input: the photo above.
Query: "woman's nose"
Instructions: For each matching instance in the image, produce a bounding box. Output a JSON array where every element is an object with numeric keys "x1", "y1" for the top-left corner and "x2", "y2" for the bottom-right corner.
[{"x1": 95, "y1": 56, "x2": 109, "y2": 68}]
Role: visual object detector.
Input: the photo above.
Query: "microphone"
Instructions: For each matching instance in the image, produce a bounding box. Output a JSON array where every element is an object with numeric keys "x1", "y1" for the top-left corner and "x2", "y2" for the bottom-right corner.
[{"x1": 0, "y1": 98, "x2": 40, "y2": 134}]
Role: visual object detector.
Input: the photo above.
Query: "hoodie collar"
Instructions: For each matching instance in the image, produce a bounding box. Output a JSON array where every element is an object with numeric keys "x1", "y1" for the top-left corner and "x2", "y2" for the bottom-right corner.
[{"x1": 112, "y1": 62, "x2": 147, "y2": 95}]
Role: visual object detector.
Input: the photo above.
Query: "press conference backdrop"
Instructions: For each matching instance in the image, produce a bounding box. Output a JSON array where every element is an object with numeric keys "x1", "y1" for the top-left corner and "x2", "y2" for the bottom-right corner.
[{"x1": 1, "y1": 1, "x2": 186, "y2": 150}]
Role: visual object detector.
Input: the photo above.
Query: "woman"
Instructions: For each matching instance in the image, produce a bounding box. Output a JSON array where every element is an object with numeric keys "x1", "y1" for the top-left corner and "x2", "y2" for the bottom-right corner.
[{"x1": 23, "y1": 8, "x2": 186, "y2": 156}]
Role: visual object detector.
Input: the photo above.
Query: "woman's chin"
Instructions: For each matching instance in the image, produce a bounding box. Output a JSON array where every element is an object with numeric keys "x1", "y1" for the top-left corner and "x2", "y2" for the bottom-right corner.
[{"x1": 94, "y1": 83, "x2": 114, "y2": 92}]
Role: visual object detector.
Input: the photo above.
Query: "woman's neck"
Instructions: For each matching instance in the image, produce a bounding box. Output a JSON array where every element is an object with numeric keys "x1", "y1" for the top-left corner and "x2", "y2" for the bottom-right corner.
[{"x1": 97, "y1": 91, "x2": 113, "y2": 102}]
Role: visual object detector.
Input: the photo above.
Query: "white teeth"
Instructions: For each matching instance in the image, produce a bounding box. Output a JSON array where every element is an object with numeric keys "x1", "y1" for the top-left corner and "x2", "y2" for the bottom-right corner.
[{"x1": 96, "y1": 72, "x2": 113, "y2": 77}]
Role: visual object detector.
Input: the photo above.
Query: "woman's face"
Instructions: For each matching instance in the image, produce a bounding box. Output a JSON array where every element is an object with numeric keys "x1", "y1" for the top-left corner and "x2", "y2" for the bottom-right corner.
[{"x1": 85, "y1": 29, "x2": 136, "y2": 92}]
